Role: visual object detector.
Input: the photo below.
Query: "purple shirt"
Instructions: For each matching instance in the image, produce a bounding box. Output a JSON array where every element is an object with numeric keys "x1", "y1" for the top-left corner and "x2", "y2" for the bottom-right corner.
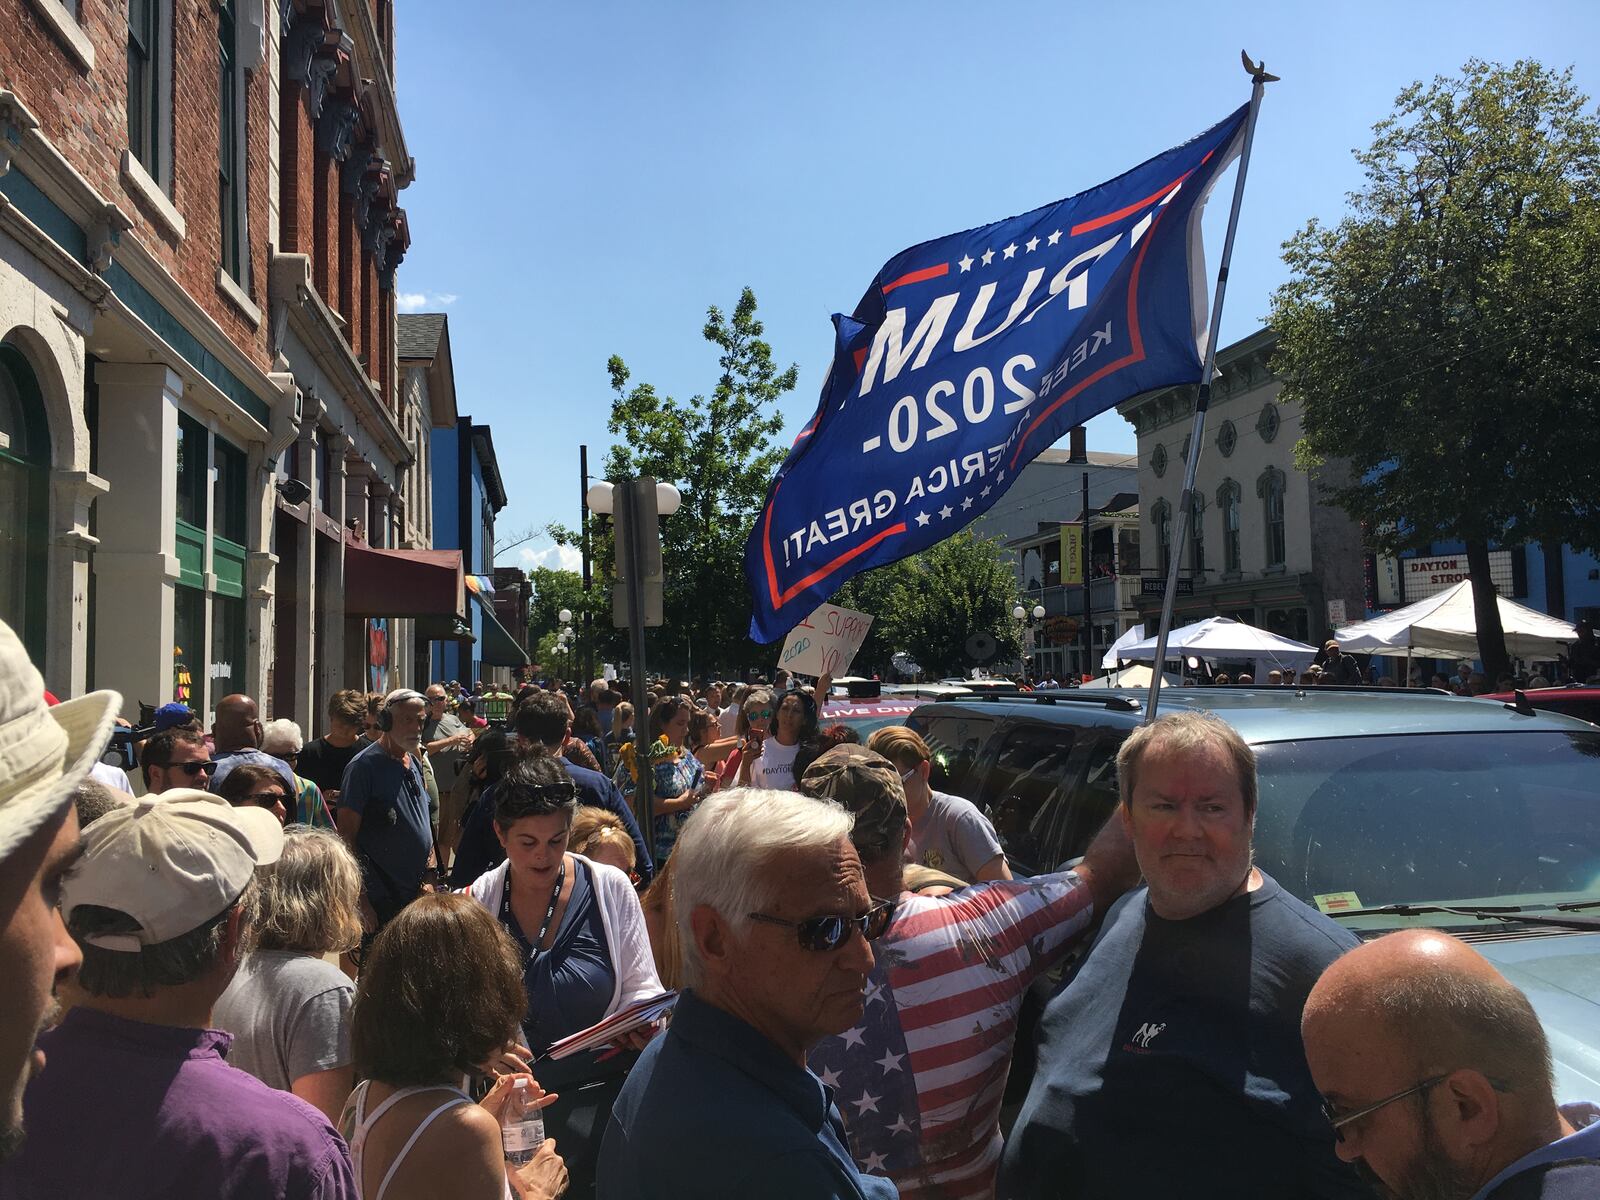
[{"x1": 0, "y1": 1007, "x2": 357, "y2": 1199}]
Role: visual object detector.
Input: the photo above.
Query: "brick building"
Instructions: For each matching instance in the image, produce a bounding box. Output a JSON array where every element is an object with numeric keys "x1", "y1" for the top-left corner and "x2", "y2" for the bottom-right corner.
[{"x1": 0, "y1": 0, "x2": 434, "y2": 731}]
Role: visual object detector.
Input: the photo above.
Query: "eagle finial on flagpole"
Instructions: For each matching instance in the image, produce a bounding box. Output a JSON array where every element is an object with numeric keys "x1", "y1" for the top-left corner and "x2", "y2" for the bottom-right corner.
[{"x1": 1241, "y1": 51, "x2": 1280, "y2": 84}]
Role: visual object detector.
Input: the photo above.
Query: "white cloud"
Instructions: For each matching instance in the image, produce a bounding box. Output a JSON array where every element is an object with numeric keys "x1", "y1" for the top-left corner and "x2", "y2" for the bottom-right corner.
[
  {"x1": 396, "y1": 290, "x2": 460, "y2": 313},
  {"x1": 519, "y1": 544, "x2": 583, "y2": 572}
]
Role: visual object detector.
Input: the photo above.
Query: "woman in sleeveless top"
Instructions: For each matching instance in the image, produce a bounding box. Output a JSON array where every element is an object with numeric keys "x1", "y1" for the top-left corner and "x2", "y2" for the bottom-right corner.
[{"x1": 340, "y1": 893, "x2": 568, "y2": 1199}]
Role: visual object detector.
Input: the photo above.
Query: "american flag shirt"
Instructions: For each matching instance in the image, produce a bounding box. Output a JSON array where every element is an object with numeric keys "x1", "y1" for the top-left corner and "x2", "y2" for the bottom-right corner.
[{"x1": 808, "y1": 872, "x2": 1095, "y2": 1200}]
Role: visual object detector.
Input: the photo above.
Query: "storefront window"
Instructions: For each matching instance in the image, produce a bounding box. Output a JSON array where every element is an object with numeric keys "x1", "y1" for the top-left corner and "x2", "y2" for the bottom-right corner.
[
  {"x1": 0, "y1": 344, "x2": 49, "y2": 667},
  {"x1": 176, "y1": 412, "x2": 208, "y2": 527},
  {"x1": 214, "y1": 436, "x2": 247, "y2": 545},
  {"x1": 210, "y1": 593, "x2": 245, "y2": 699},
  {"x1": 173, "y1": 584, "x2": 206, "y2": 709}
]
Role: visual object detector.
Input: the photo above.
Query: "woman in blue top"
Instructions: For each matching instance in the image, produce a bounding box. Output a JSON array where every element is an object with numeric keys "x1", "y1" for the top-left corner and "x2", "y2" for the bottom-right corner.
[
  {"x1": 465, "y1": 753, "x2": 661, "y2": 1196},
  {"x1": 644, "y1": 696, "x2": 717, "y2": 862}
]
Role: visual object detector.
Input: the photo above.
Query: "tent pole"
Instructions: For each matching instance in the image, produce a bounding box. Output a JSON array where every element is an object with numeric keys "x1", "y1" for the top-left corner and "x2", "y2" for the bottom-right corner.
[{"x1": 1146, "y1": 56, "x2": 1274, "y2": 723}]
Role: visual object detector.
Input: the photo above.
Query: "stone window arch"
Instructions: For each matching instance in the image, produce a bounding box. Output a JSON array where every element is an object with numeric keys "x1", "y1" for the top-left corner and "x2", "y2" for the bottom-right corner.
[
  {"x1": 0, "y1": 341, "x2": 52, "y2": 666},
  {"x1": 1216, "y1": 479, "x2": 1242, "y2": 573}
]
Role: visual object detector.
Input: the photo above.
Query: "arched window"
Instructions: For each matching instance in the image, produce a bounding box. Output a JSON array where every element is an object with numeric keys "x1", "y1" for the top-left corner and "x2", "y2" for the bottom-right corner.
[
  {"x1": 1257, "y1": 468, "x2": 1286, "y2": 567},
  {"x1": 0, "y1": 343, "x2": 51, "y2": 667},
  {"x1": 1151, "y1": 498, "x2": 1172, "y2": 576},
  {"x1": 1189, "y1": 491, "x2": 1206, "y2": 574},
  {"x1": 1216, "y1": 479, "x2": 1242, "y2": 573}
]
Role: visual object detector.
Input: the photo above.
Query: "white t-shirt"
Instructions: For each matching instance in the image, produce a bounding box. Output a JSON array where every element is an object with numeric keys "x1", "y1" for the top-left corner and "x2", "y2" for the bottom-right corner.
[
  {"x1": 750, "y1": 738, "x2": 801, "y2": 791},
  {"x1": 718, "y1": 704, "x2": 740, "y2": 738},
  {"x1": 90, "y1": 761, "x2": 134, "y2": 795}
]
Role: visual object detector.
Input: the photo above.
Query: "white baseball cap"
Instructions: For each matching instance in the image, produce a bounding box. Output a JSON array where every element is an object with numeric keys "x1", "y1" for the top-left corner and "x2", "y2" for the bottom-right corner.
[
  {"x1": 61, "y1": 788, "x2": 284, "y2": 951},
  {"x1": 0, "y1": 617, "x2": 121, "y2": 862}
]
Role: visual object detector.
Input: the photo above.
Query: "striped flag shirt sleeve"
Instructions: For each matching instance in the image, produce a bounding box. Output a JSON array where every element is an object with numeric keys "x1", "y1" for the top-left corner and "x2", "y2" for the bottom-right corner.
[{"x1": 810, "y1": 871, "x2": 1095, "y2": 1200}]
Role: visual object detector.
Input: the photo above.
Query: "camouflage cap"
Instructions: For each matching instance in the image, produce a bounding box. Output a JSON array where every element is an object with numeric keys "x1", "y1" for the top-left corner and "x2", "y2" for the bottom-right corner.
[{"x1": 800, "y1": 743, "x2": 908, "y2": 859}]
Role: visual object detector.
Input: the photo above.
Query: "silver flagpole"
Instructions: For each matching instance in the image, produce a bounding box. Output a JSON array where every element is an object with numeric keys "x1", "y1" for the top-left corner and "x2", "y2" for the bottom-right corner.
[{"x1": 1144, "y1": 52, "x2": 1278, "y2": 723}]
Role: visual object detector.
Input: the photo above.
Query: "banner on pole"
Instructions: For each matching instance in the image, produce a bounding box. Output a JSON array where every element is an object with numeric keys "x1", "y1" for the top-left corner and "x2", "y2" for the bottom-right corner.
[
  {"x1": 1060, "y1": 524, "x2": 1084, "y2": 587},
  {"x1": 778, "y1": 603, "x2": 874, "y2": 678},
  {"x1": 744, "y1": 106, "x2": 1249, "y2": 643}
]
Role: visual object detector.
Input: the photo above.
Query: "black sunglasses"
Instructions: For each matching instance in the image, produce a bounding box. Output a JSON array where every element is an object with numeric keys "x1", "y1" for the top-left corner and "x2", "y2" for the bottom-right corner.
[
  {"x1": 161, "y1": 760, "x2": 218, "y2": 776},
  {"x1": 746, "y1": 898, "x2": 896, "y2": 951}
]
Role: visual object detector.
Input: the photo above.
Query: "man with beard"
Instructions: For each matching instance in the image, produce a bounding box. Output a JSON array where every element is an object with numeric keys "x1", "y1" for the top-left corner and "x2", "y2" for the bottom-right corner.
[
  {"x1": 0, "y1": 619, "x2": 119, "y2": 1161},
  {"x1": 335, "y1": 689, "x2": 435, "y2": 937},
  {"x1": 1302, "y1": 930, "x2": 1600, "y2": 1199},
  {"x1": 999, "y1": 711, "x2": 1366, "y2": 1199}
]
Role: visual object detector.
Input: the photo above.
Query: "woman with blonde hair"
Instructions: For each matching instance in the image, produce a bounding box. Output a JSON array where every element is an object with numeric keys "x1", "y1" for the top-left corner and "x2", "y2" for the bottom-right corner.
[
  {"x1": 568, "y1": 804, "x2": 638, "y2": 881},
  {"x1": 638, "y1": 853, "x2": 685, "y2": 991},
  {"x1": 213, "y1": 826, "x2": 365, "y2": 1121}
]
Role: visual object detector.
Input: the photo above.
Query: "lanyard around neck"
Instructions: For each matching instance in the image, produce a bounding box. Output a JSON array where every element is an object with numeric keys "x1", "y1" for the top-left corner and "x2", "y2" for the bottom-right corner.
[{"x1": 502, "y1": 860, "x2": 565, "y2": 961}]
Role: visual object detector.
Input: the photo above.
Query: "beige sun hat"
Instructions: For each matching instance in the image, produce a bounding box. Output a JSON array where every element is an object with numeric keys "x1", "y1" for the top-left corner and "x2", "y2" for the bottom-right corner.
[
  {"x1": 62, "y1": 788, "x2": 284, "y2": 950},
  {"x1": 0, "y1": 617, "x2": 121, "y2": 862}
]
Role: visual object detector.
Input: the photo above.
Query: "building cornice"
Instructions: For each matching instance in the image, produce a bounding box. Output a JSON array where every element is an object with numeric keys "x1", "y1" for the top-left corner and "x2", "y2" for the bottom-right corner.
[
  {"x1": 1118, "y1": 327, "x2": 1281, "y2": 436},
  {"x1": 269, "y1": 251, "x2": 409, "y2": 469},
  {"x1": 340, "y1": 2, "x2": 413, "y2": 188}
]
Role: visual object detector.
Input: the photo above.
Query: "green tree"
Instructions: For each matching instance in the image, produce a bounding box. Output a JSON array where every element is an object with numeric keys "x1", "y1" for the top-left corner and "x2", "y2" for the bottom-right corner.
[
  {"x1": 559, "y1": 288, "x2": 798, "y2": 677},
  {"x1": 525, "y1": 567, "x2": 617, "y2": 679},
  {"x1": 1271, "y1": 59, "x2": 1600, "y2": 679},
  {"x1": 869, "y1": 532, "x2": 1022, "y2": 678}
]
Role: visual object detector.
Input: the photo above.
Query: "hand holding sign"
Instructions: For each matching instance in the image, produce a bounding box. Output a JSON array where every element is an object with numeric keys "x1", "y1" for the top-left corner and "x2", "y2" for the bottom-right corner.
[{"x1": 778, "y1": 603, "x2": 874, "y2": 679}]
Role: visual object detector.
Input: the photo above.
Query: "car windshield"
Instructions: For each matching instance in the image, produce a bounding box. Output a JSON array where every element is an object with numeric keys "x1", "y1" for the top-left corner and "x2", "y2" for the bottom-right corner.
[{"x1": 1252, "y1": 731, "x2": 1600, "y2": 930}]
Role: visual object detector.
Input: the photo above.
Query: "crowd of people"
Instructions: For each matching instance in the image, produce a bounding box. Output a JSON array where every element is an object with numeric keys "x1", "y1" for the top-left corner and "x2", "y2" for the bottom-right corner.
[{"x1": 1, "y1": 611, "x2": 1596, "y2": 1199}]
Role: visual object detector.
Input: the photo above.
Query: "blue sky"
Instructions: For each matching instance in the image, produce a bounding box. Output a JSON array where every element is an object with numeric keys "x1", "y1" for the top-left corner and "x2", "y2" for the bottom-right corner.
[{"x1": 391, "y1": 0, "x2": 1599, "y2": 575}]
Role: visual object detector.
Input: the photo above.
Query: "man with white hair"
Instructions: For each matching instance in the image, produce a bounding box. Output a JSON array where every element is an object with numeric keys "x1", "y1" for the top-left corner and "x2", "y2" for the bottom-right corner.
[
  {"x1": 599, "y1": 790, "x2": 896, "y2": 1199},
  {"x1": 335, "y1": 689, "x2": 435, "y2": 937},
  {"x1": 0, "y1": 619, "x2": 119, "y2": 1162}
]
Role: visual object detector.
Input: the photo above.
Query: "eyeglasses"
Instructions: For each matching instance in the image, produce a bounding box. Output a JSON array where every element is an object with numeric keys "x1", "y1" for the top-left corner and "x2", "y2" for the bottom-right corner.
[
  {"x1": 238, "y1": 792, "x2": 288, "y2": 807},
  {"x1": 1321, "y1": 1075, "x2": 1449, "y2": 1140},
  {"x1": 744, "y1": 708, "x2": 773, "y2": 720},
  {"x1": 746, "y1": 898, "x2": 896, "y2": 951},
  {"x1": 161, "y1": 760, "x2": 217, "y2": 776}
]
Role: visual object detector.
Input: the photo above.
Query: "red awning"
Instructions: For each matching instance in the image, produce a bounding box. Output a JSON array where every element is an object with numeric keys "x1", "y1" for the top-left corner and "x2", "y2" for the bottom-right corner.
[{"x1": 343, "y1": 543, "x2": 465, "y2": 619}]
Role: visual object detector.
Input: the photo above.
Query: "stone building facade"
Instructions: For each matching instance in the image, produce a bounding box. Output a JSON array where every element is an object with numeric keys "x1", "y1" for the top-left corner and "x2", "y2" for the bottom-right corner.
[{"x1": 1117, "y1": 328, "x2": 1367, "y2": 651}]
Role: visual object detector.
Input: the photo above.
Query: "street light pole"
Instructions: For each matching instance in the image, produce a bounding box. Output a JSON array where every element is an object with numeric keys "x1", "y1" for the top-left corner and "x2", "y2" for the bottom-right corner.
[{"x1": 579, "y1": 445, "x2": 594, "y2": 688}]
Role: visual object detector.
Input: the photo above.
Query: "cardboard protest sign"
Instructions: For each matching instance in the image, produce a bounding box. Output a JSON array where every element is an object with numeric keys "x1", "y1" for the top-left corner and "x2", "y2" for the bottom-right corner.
[{"x1": 778, "y1": 603, "x2": 874, "y2": 679}]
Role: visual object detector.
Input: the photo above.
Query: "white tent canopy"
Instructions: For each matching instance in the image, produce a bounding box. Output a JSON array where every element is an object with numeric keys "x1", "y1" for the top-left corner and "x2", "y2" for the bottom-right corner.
[
  {"x1": 1101, "y1": 624, "x2": 1145, "y2": 670},
  {"x1": 1080, "y1": 663, "x2": 1180, "y2": 690},
  {"x1": 1333, "y1": 580, "x2": 1576, "y2": 661},
  {"x1": 1119, "y1": 617, "x2": 1319, "y2": 670}
]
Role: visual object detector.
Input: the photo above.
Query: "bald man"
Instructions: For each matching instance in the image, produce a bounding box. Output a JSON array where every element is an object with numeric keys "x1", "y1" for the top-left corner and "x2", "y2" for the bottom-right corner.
[{"x1": 1302, "y1": 930, "x2": 1600, "y2": 1199}]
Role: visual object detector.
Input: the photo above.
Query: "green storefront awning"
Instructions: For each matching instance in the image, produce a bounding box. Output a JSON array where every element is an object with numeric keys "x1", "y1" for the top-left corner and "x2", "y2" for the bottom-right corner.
[{"x1": 474, "y1": 593, "x2": 530, "y2": 668}]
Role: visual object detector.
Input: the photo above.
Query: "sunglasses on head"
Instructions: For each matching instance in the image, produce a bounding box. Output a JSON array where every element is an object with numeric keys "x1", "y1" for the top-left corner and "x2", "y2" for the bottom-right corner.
[
  {"x1": 746, "y1": 897, "x2": 896, "y2": 951},
  {"x1": 162, "y1": 760, "x2": 218, "y2": 776}
]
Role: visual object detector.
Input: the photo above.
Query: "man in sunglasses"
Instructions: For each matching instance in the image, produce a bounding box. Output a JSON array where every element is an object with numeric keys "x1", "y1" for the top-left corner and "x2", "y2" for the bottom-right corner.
[
  {"x1": 599, "y1": 788, "x2": 896, "y2": 1199},
  {"x1": 801, "y1": 744, "x2": 1139, "y2": 1200},
  {"x1": 1000, "y1": 711, "x2": 1366, "y2": 1199},
  {"x1": 1302, "y1": 930, "x2": 1600, "y2": 1200},
  {"x1": 139, "y1": 728, "x2": 215, "y2": 794}
]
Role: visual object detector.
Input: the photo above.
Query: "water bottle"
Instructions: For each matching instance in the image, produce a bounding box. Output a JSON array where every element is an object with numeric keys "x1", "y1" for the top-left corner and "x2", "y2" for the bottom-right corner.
[{"x1": 500, "y1": 1077, "x2": 545, "y2": 1165}]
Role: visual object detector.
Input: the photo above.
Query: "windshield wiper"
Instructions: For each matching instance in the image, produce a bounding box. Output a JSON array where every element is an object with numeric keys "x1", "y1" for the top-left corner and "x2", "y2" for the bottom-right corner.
[
  {"x1": 1333, "y1": 903, "x2": 1600, "y2": 931},
  {"x1": 1555, "y1": 900, "x2": 1600, "y2": 913}
]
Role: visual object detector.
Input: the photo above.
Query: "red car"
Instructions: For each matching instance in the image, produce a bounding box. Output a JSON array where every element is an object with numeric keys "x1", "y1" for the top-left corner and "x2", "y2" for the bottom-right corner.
[{"x1": 1482, "y1": 687, "x2": 1600, "y2": 726}]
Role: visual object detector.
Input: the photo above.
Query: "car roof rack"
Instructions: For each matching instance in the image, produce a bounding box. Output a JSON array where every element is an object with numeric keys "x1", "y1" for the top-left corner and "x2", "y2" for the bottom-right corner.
[{"x1": 944, "y1": 691, "x2": 1142, "y2": 713}]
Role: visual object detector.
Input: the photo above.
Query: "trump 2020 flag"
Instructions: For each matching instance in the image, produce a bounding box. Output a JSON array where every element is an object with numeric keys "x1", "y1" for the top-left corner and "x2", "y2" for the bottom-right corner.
[{"x1": 745, "y1": 106, "x2": 1250, "y2": 643}]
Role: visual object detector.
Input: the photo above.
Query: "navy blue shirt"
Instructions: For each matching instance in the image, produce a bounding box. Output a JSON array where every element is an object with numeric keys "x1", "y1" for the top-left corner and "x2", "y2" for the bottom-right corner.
[
  {"x1": 339, "y1": 740, "x2": 432, "y2": 918},
  {"x1": 1000, "y1": 873, "x2": 1366, "y2": 1200},
  {"x1": 599, "y1": 989, "x2": 898, "y2": 1200},
  {"x1": 502, "y1": 858, "x2": 615, "y2": 1055},
  {"x1": 450, "y1": 761, "x2": 653, "y2": 889}
]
